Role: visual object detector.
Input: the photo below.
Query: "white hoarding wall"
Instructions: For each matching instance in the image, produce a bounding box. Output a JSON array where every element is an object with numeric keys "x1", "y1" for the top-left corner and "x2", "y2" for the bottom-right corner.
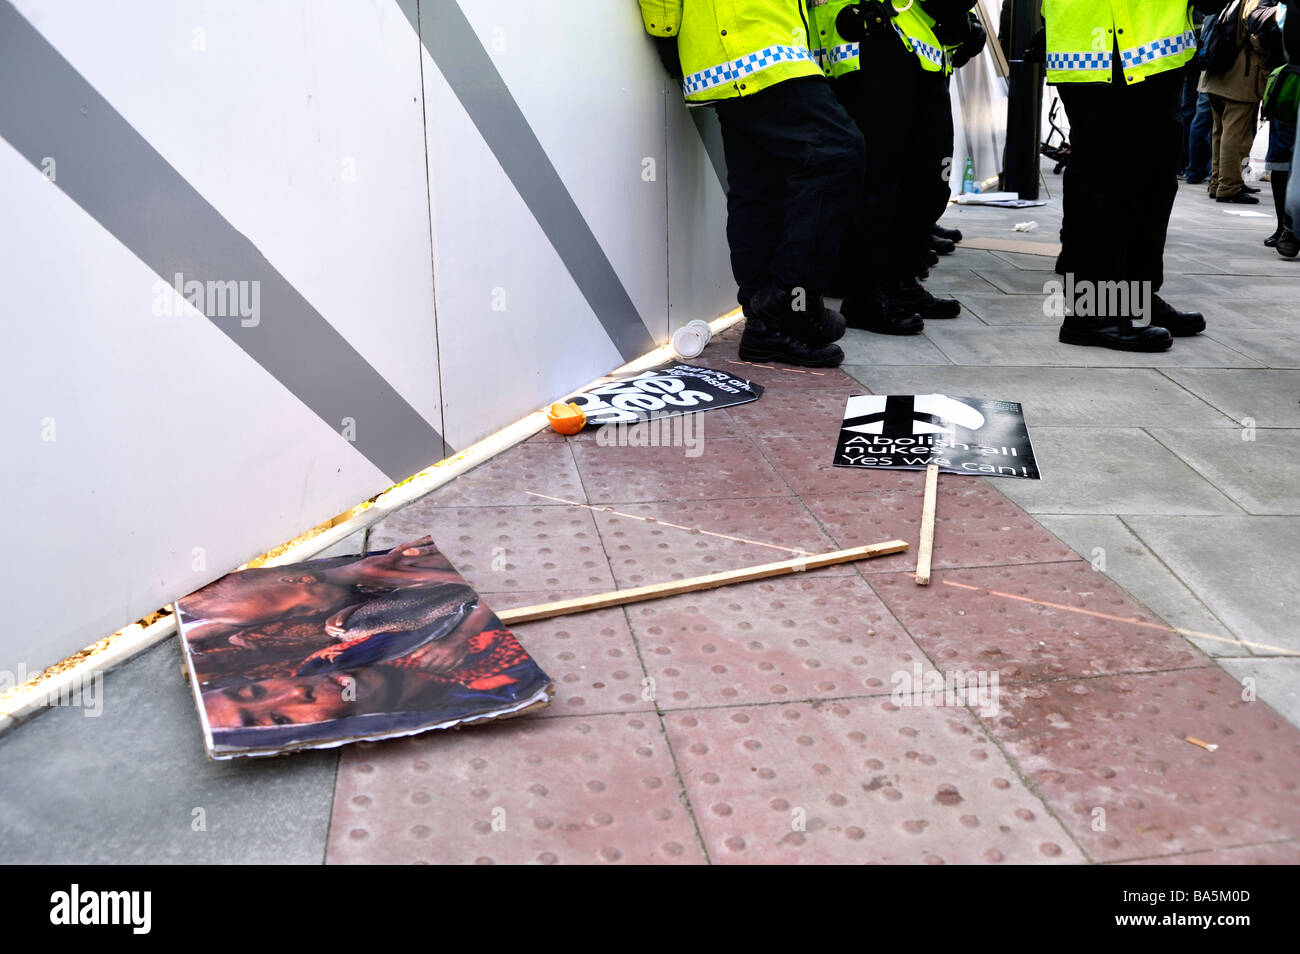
[{"x1": 0, "y1": 0, "x2": 733, "y2": 676}]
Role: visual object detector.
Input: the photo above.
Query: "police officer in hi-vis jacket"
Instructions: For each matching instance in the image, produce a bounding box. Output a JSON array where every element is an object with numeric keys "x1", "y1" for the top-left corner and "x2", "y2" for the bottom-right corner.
[
  {"x1": 1045, "y1": 0, "x2": 1228, "y2": 352},
  {"x1": 638, "y1": 0, "x2": 866, "y2": 367}
]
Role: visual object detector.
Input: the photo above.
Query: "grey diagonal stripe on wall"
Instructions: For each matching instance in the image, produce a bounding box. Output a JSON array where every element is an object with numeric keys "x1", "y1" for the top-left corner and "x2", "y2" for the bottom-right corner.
[
  {"x1": 404, "y1": 0, "x2": 656, "y2": 361},
  {"x1": 0, "y1": 2, "x2": 444, "y2": 483}
]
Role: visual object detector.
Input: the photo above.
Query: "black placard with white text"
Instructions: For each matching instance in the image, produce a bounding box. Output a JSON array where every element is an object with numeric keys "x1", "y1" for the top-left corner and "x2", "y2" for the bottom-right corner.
[
  {"x1": 569, "y1": 364, "x2": 763, "y2": 426},
  {"x1": 834, "y1": 394, "x2": 1040, "y2": 479}
]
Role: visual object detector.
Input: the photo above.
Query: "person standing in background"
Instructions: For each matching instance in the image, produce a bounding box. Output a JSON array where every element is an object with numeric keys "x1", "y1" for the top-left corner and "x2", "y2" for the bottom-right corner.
[{"x1": 1201, "y1": 0, "x2": 1272, "y2": 204}]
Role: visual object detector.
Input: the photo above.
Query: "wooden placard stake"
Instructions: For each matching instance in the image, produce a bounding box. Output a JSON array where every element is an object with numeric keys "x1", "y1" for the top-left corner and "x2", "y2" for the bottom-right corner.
[
  {"x1": 915, "y1": 464, "x2": 939, "y2": 586},
  {"x1": 498, "y1": 539, "x2": 909, "y2": 625}
]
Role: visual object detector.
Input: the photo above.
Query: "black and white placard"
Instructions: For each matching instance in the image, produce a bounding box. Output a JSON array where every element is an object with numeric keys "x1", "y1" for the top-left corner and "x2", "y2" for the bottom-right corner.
[{"x1": 569, "y1": 364, "x2": 763, "y2": 426}]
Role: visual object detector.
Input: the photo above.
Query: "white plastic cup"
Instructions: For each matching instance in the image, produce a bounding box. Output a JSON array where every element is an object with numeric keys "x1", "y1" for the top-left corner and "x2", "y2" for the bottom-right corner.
[{"x1": 672, "y1": 320, "x2": 713, "y2": 359}]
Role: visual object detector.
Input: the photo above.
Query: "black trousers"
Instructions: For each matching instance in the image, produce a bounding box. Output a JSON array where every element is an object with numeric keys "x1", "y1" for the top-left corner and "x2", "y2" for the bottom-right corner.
[
  {"x1": 832, "y1": 34, "x2": 954, "y2": 295},
  {"x1": 1056, "y1": 69, "x2": 1183, "y2": 292},
  {"x1": 714, "y1": 76, "x2": 865, "y2": 304}
]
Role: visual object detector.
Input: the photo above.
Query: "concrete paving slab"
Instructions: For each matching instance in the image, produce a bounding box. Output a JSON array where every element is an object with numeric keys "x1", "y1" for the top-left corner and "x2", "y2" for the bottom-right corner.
[
  {"x1": 837, "y1": 330, "x2": 957, "y2": 367},
  {"x1": 1217, "y1": 658, "x2": 1300, "y2": 730},
  {"x1": 572, "y1": 437, "x2": 789, "y2": 504},
  {"x1": 326, "y1": 713, "x2": 707, "y2": 864},
  {"x1": 845, "y1": 366, "x2": 1235, "y2": 428},
  {"x1": 1123, "y1": 516, "x2": 1300, "y2": 655},
  {"x1": 592, "y1": 496, "x2": 846, "y2": 587},
  {"x1": 1161, "y1": 368, "x2": 1300, "y2": 427},
  {"x1": 923, "y1": 326, "x2": 1265, "y2": 369},
  {"x1": 992, "y1": 427, "x2": 1243, "y2": 516},
  {"x1": 972, "y1": 268, "x2": 1060, "y2": 296},
  {"x1": 1148, "y1": 427, "x2": 1300, "y2": 514},
  {"x1": 1205, "y1": 330, "x2": 1300, "y2": 369},
  {"x1": 0, "y1": 640, "x2": 338, "y2": 864},
  {"x1": 947, "y1": 292, "x2": 1058, "y2": 325},
  {"x1": 985, "y1": 669, "x2": 1300, "y2": 862},
  {"x1": 665, "y1": 700, "x2": 1086, "y2": 864},
  {"x1": 1037, "y1": 515, "x2": 1250, "y2": 659},
  {"x1": 370, "y1": 503, "x2": 616, "y2": 594},
  {"x1": 869, "y1": 563, "x2": 1207, "y2": 684},
  {"x1": 625, "y1": 574, "x2": 924, "y2": 710},
  {"x1": 726, "y1": 387, "x2": 861, "y2": 441},
  {"x1": 802, "y1": 484, "x2": 1078, "y2": 574}
]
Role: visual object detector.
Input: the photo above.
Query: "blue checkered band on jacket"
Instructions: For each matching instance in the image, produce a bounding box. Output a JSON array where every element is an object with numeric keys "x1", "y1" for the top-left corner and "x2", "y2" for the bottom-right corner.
[
  {"x1": 829, "y1": 42, "x2": 859, "y2": 66},
  {"x1": 1046, "y1": 30, "x2": 1195, "y2": 72},
  {"x1": 891, "y1": 22, "x2": 946, "y2": 69},
  {"x1": 1119, "y1": 30, "x2": 1196, "y2": 69},
  {"x1": 682, "y1": 44, "x2": 817, "y2": 95}
]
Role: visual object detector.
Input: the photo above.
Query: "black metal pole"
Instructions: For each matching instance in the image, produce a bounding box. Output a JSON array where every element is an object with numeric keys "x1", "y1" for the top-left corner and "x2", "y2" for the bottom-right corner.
[{"x1": 1003, "y1": 0, "x2": 1044, "y2": 199}]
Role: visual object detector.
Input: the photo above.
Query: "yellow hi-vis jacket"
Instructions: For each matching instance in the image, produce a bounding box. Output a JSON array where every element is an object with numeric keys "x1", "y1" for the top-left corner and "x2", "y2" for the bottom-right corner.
[
  {"x1": 1042, "y1": 0, "x2": 1197, "y2": 85},
  {"x1": 809, "y1": 1, "x2": 949, "y2": 78},
  {"x1": 637, "y1": 0, "x2": 824, "y2": 103}
]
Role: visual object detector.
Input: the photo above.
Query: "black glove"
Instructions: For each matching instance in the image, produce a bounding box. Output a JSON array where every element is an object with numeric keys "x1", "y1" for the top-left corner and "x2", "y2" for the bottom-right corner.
[
  {"x1": 653, "y1": 35, "x2": 682, "y2": 79},
  {"x1": 932, "y1": 12, "x2": 974, "y2": 47},
  {"x1": 951, "y1": 14, "x2": 987, "y2": 69},
  {"x1": 920, "y1": 0, "x2": 978, "y2": 23}
]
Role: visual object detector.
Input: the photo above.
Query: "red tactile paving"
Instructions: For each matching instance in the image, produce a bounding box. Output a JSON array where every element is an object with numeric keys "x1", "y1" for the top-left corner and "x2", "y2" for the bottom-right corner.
[
  {"x1": 592, "y1": 496, "x2": 846, "y2": 587},
  {"x1": 869, "y1": 563, "x2": 1207, "y2": 683},
  {"x1": 324, "y1": 328, "x2": 1300, "y2": 866},
  {"x1": 404, "y1": 443, "x2": 587, "y2": 506},
  {"x1": 625, "y1": 575, "x2": 925, "y2": 710},
  {"x1": 726, "y1": 388, "x2": 862, "y2": 441},
  {"x1": 755, "y1": 435, "x2": 918, "y2": 496},
  {"x1": 572, "y1": 437, "x2": 789, "y2": 504},
  {"x1": 326, "y1": 713, "x2": 707, "y2": 865},
  {"x1": 665, "y1": 700, "x2": 1086, "y2": 864},
  {"x1": 987, "y1": 669, "x2": 1300, "y2": 862},
  {"x1": 501, "y1": 597, "x2": 653, "y2": 719},
  {"x1": 370, "y1": 504, "x2": 615, "y2": 594},
  {"x1": 803, "y1": 484, "x2": 1078, "y2": 574},
  {"x1": 1120, "y1": 840, "x2": 1300, "y2": 864}
]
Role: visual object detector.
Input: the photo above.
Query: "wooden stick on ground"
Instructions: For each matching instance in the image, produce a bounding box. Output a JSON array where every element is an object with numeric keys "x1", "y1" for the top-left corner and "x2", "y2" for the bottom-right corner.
[
  {"x1": 915, "y1": 464, "x2": 940, "y2": 586},
  {"x1": 497, "y1": 540, "x2": 909, "y2": 625}
]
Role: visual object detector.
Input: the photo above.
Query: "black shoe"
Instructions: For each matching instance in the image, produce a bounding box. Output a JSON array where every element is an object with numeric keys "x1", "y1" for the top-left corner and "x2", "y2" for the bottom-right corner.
[
  {"x1": 1278, "y1": 228, "x2": 1300, "y2": 259},
  {"x1": 1059, "y1": 318, "x2": 1173, "y2": 352},
  {"x1": 926, "y1": 248, "x2": 941, "y2": 266},
  {"x1": 930, "y1": 235, "x2": 957, "y2": 255},
  {"x1": 1241, "y1": 183, "x2": 1261, "y2": 194},
  {"x1": 1151, "y1": 294, "x2": 1205, "y2": 337},
  {"x1": 1217, "y1": 191, "x2": 1261, "y2": 204},
  {"x1": 1185, "y1": 175, "x2": 1206, "y2": 185},
  {"x1": 841, "y1": 296, "x2": 924, "y2": 335},
  {"x1": 932, "y1": 223, "x2": 963, "y2": 243},
  {"x1": 738, "y1": 318, "x2": 845, "y2": 367},
  {"x1": 748, "y1": 285, "x2": 846, "y2": 347},
  {"x1": 1265, "y1": 229, "x2": 1281, "y2": 248},
  {"x1": 890, "y1": 277, "x2": 961, "y2": 319}
]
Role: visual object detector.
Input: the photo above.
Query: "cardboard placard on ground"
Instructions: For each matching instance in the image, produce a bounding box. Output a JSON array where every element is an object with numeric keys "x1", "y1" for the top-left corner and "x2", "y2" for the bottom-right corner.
[
  {"x1": 834, "y1": 394, "x2": 1041, "y2": 480},
  {"x1": 569, "y1": 363, "x2": 763, "y2": 426},
  {"x1": 176, "y1": 536, "x2": 553, "y2": 759}
]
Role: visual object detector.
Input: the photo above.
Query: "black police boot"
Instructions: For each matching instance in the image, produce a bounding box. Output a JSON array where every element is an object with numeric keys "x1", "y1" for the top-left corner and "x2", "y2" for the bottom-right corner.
[
  {"x1": 926, "y1": 248, "x2": 941, "y2": 266},
  {"x1": 1277, "y1": 228, "x2": 1300, "y2": 259},
  {"x1": 841, "y1": 296, "x2": 924, "y2": 335},
  {"x1": 932, "y1": 223, "x2": 963, "y2": 243},
  {"x1": 739, "y1": 318, "x2": 845, "y2": 367},
  {"x1": 890, "y1": 276, "x2": 961, "y2": 319},
  {"x1": 1151, "y1": 294, "x2": 1205, "y2": 337},
  {"x1": 1059, "y1": 317, "x2": 1173, "y2": 352},
  {"x1": 748, "y1": 285, "x2": 846, "y2": 347},
  {"x1": 930, "y1": 235, "x2": 956, "y2": 255}
]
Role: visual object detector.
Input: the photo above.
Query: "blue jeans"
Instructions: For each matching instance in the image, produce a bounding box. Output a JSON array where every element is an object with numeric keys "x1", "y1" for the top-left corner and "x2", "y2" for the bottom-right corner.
[{"x1": 1186, "y1": 91, "x2": 1213, "y2": 182}]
